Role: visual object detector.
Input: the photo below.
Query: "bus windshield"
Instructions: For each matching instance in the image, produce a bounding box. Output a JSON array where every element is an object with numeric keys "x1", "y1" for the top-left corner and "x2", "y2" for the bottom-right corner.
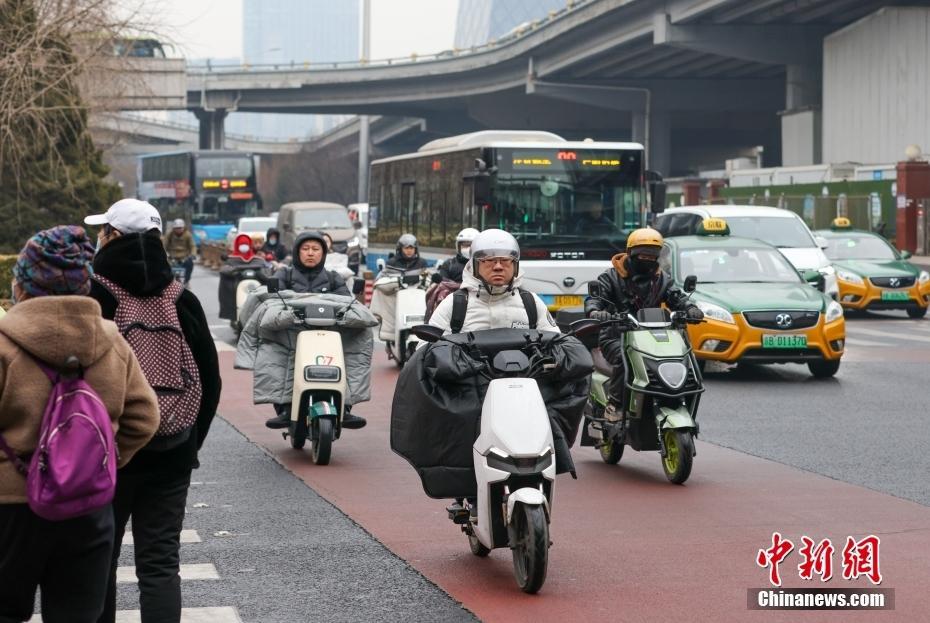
[
  {"x1": 486, "y1": 147, "x2": 643, "y2": 254},
  {"x1": 195, "y1": 157, "x2": 253, "y2": 179}
]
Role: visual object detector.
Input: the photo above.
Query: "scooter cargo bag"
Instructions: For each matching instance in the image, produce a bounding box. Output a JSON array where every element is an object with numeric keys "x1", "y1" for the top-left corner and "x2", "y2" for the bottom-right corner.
[{"x1": 390, "y1": 332, "x2": 593, "y2": 499}]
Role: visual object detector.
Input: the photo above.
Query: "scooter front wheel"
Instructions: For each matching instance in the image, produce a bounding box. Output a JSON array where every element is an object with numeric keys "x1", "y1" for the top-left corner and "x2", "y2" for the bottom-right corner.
[
  {"x1": 468, "y1": 532, "x2": 491, "y2": 557},
  {"x1": 511, "y1": 504, "x2": 549, "y2": 594},
  {"x1": 599, "y1": 431, "x2": 623, "y2": 464},
  {"x1": 662, "y1": 429, "x2": 694, "y2": 485},
  {"x1": 311, "y1": 417, "x2": 333, "y2": 465}
]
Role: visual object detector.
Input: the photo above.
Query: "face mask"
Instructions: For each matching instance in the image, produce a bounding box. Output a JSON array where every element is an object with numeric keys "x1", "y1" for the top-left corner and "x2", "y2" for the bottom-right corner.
[
  {"x1": 631, "y1": 255, "x2": 659, "y2": 276},
  {"x1": 460, "y1": 245, "x2": 471, "y2": 259},
  {"x1": 268, "y1": 237, "x2": 277, "y2": 245},
  {"x1": 238, "y1": 244, "x2": 250, "y2": 254}
]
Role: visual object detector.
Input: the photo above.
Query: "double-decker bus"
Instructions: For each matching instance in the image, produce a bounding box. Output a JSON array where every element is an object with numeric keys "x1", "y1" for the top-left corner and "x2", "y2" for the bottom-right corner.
[
  {"x1": 367, "y1": 130, "x2": 663, "y2": 310},
  {"x1": 137, "y1": 150, "x2": 262, "y2": 246}
]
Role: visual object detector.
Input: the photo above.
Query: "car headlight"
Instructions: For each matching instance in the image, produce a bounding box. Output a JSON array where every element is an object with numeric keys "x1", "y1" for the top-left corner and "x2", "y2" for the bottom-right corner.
[
  {"x1": 836, "y1": 269, "x2": 863, "y2": 285},
  {"x1": 825, "y1": 300, "x2": 844, "y2": 323},
  {"x1": 920, "y1": 270, "x2": 929, "y2": 284},
  {"x1": 695, "y1": 301, "x2": 734, "y2": 324}
]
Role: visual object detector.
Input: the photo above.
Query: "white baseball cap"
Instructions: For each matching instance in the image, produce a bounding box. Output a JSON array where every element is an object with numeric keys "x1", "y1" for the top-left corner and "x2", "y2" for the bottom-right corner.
[{"x1": 84, "y1": 199, "x2": 163, "y2": 234}]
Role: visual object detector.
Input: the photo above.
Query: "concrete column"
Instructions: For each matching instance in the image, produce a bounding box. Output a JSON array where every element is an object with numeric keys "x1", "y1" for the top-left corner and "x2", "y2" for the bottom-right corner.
[
  {"x1": 195, "y1": 109, "x2": 228, "y2": 150},
  {"x1": 649, "y1": 110, "x2": 671, "y2": 177},
  {"x1": 781, "y1": 63, "x2": 822, "y2": 166},
  {"x1": 896, "y1": 159, "x2": 930, "y2": 253}
]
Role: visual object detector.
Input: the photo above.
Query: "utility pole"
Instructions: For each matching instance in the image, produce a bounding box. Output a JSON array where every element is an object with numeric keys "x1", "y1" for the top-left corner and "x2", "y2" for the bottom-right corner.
[{"x1": 357, "y1": 0, "x2": 371, "y2": 204}]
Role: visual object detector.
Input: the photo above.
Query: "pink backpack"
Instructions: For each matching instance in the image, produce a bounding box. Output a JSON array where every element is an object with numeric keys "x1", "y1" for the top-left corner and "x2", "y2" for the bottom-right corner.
[
  {"x1": 93, "y1": 275, "x2": 201, "y2": 450},
  {"x1": 0, "y1": 359, "x2": 116, "y2": 521}
]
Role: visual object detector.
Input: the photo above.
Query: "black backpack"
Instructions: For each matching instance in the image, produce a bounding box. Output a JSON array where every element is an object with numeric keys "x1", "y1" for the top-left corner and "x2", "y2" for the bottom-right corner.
[{"x1": 449, "y1": 289, "x2": 538, "y2": 334}]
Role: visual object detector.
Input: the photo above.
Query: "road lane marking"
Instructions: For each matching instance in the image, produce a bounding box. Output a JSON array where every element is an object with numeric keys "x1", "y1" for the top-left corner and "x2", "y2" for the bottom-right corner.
[
  {"x1": 122, "y1": 529, "x2": 201, "y2": 546},
  {"x1": 850, "y1": 326, "x2": 930, "y2": 343},
  {"x1": 844, "y1": 337, "x2": 891, "y2": 347},
  {"x1": 117, "y1": 563, "x2": 220, "y2": 583},
  {"x1": 214, "y1": 340, "x2": 237, "y2": 352},
  {"x1": 113, "y1": 608, "x2": 243, "y2": 623}
]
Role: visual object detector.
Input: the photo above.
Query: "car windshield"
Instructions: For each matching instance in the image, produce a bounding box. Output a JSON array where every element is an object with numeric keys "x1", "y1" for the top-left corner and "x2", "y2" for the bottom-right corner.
[
  {"x1": 238, "y1": 218, "x2": 276, "y2": 233},
  {"x1": 823, "y1": 234, "x2": 897, "y2": 260},
  {"x1": 722, "y1": 216, "x2": 815, "y2": 248},
  {"x1": 678, "y1": 247, "x2": 801, "y2": 283},
  {"x1": 295, "y1": 208, "x2": 352, "y2": 229}
]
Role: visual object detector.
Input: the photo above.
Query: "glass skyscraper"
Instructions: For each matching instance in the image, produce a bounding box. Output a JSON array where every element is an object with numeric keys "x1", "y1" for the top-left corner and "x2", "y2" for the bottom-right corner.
[{"x1": 455, "y1": 0, "x2": 569, "y2": 49}]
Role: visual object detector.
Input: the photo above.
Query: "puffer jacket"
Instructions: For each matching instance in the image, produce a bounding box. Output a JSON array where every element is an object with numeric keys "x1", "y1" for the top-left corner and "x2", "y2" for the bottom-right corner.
[
  {"x1": 273, "y1": 231, "x2": 350, "y2": 296},
  {"x1": 0, "y1": 297, "x2": 159, "y2": 503},
  {"x1": 163, "y1": 230, "x2": 196, "y2": 260},
  {"x1": 428, "y1": 260, "x2": 560, "y2": 334}
]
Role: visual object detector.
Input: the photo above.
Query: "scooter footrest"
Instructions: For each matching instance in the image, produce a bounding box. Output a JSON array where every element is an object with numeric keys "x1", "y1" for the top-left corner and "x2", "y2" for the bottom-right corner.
[{"x1": 448, "y1": 509, "x2": 470, "y2": 525}]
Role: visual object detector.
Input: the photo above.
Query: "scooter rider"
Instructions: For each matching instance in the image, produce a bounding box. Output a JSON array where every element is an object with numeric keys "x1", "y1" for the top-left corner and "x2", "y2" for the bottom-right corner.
[
  {"x1": 163, "y1": 218, "x2": 197, "y2": 285},
  {"x1": 584, "y1": 227, "x2": 703, "y2": 419},
  {"x1": 435, "y1": 228, "x2": 479, "y2": 284},
  {"x1": 429, "y1": 228, "x2": 559, "y2": 334},
  {"x1": 260, "y1": 227, "x2": 287, "y2": 262},
  {"x1": 385, "y1": 234, "x2": 429, "y2": 271},
  {"x1": 265, "y1": 231, "x2": 368, "y2": 430}
]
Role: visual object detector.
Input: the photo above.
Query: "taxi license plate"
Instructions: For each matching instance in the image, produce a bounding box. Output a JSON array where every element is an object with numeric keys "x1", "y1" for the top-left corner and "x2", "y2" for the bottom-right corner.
[
  {"x1": 880, "y1": 290, "x2": 910, "y2": 302},
  {"x1": 554, "y1": 295, "x2": 583, "y2": 308},
  {"x1": 762, "y1": 334, "x2": 808, "y2": 349}
]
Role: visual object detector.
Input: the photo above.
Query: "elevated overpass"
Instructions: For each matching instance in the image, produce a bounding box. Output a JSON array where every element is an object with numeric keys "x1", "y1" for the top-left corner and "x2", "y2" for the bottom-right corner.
[{"x1": 178, "y1": 0, "x2": 908, "y2": 175}]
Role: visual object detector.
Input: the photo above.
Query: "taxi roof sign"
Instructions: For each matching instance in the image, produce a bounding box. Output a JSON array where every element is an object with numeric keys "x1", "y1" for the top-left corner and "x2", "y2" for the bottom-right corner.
[
  {"x1": 697, "y1": 218, "x2": 730, "y2": 236},
  {"x1": 831, "y1": 217, "x2": 852, "y2": 230}
]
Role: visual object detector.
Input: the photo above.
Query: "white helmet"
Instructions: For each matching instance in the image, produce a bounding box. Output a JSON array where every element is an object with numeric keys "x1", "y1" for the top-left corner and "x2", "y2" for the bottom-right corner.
[
  {"x1": 455, "y1": 227, "x2": 479, "y2": 258},
  {"x1": 172, "y1": 218, "x2": 186, "y2": 229},
  {"x1": 471, "y1": 229, "x2": 520, "y2": 291}
]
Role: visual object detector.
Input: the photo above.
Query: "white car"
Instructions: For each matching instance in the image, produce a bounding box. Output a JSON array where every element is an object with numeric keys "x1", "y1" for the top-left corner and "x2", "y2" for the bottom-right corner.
[
  {"x1": 226, "y1": 216, "x2": 277, "y2": 250},
  {"x1": 654, "y1": 205, "x2": 839, "y2": 299}
]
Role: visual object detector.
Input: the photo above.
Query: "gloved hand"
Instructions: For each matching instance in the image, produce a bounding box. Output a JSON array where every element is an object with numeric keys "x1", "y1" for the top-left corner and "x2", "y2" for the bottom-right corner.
[
  {"x1": 431, "y1": 272, "x2": 442, "y2": 284},
  {"x1": 589, "y1": 310, "x2": 612, "y2": 322},
  {"x1": 686, "y1": 306, "x2": 705, "y2": 321}
]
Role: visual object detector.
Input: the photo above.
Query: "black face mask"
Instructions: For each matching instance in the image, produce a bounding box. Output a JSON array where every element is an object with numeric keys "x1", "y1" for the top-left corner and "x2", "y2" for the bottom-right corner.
[{"x1": 631, "y1": 255, "x2": 659, "y2": 276}]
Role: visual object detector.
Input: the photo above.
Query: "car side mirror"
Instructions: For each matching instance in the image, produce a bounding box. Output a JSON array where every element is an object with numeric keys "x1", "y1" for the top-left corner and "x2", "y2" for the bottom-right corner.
[
  {"x1": 683, "y1": 275, "x2": 698, "y2": 293},
  {"x1": 900, "y1": 250, "x2": 913, "y2": 260},
  {"x1": 815, "y1": 235, "x2": 829, "y2": 250},
  {"x1": 587, "y1": 280, "x2": 604, "y2": 299},
  {"x1": 802, "y1": 270, "x2": 825, "y2": 292},
  {"x1": 267, "y1": 277, "x2": 280, "y2": 294},
  {"x1": 412, "y1": 324, "x2": 443, "y2": 343},
  {"x1": 352, "y1": 279, "x2": 364, "y2": 295}
]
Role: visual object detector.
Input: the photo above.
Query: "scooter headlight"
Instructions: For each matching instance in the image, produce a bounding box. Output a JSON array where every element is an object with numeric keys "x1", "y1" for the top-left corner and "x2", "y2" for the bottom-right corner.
[
  {"x1": 242, "y1": 270, "x2": 256, "y2": 278},
  {"x1": 657, "y1": 361, "x2": 688, "y2": 390},
  {"x1": 825, "y1": 300, "x2": 844, "y2": 323},
  {"x1": 303, "y1": 365, "x2": 341, "y2": 382},
  {"x1": 485, "y1": 449, "x2": 553, "y2": 474},
  {"x1": 695, "y1": 301, "x2": 734, "y2": 324}
]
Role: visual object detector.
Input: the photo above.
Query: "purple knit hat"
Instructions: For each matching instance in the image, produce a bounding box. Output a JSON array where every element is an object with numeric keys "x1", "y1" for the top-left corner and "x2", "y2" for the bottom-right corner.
[{"x1": 13, "y1": 226, "x2": 96, "y2": 297}]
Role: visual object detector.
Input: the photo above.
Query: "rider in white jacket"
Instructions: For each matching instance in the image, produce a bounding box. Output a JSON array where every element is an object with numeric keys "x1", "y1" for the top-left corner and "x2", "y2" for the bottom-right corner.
[{"x1": 429, "y1": 229, "x2": 559, "y2": 334}]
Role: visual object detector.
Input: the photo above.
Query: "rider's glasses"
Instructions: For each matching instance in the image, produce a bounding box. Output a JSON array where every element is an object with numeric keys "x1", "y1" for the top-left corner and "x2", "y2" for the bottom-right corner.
[{"x1": 477, "y1": 256, "x2": 515, "y2": 267}]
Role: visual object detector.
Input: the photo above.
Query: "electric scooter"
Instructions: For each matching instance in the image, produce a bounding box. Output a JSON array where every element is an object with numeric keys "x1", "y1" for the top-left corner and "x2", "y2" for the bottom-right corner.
[
  {"x1": 266, "y1": 278, "x2": 349, "y2": 465},
  {"x1": 578, "y1": 277, "x2": 705, "y2": 484},
  {"x1": 412, "y1": 326, "x2": 561, "y2": 594},
  {"x1": 372, "y1": 268, "x2": 429, "y2": 367}
]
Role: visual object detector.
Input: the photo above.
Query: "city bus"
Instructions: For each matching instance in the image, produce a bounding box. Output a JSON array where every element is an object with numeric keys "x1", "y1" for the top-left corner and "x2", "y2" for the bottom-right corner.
[
  {"x1": 367, "y1": 130, "x2": 663, "y2": 310},
  {"x1": 137, "y1": 150, "x2": 262, "y2": 246}
]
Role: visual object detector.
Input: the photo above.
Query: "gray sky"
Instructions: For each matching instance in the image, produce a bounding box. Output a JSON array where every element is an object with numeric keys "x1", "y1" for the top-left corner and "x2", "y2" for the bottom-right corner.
[{"x1": 149, "y1": 0, "x2": 459, "y2": 60}]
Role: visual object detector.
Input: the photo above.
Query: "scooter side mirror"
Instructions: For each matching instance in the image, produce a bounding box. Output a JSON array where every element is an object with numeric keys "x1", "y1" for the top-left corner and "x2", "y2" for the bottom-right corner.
[
  {"x1": 683, "y1": 275, "x2": 698, "y2": 293},
  {"x1": 569, "y1": 318, "x2": 600, "y2": 337},
  {"x1": 412, "y1": 324, "x2": 443, "y2": 343},
  {"x1": 376, "y1": 258, "x2": 386, "y2": 271},
  {"x1": 352, "y1": 279, "x2": 364, "y2": 295},
  {"x1": 267, "y1": 277, "x2": 280, "y2": 294}
]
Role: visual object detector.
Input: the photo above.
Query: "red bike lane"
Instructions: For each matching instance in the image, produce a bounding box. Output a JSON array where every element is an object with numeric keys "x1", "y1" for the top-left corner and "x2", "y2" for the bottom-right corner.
[{"x1": 218, "y1": 351, "x2": 930, "y2": 622}]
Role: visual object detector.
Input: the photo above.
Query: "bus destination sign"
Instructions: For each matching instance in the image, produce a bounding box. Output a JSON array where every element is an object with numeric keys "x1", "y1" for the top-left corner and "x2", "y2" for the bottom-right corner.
[{"x1": 504, "y1": 149, "x2": 626, "y2": 172}]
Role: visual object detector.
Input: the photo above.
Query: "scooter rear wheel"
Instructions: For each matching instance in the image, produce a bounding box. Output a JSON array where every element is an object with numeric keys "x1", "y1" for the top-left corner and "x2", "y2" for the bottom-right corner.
[
  {"x1": 511, "y1": 504, "x2": 549, "y2": 594},
  {"x1": 599, "y1": 429, "x2": 623, "y2": 464},
  {"x1": 311, "y1": 418, "x2": 333, "y2": 465},
  {"x1": 289, "y1": 420, "x2": 306, "y2": 450},
  {"x1": 468, "y1": 533, "x2": 491, "y2": 557}
]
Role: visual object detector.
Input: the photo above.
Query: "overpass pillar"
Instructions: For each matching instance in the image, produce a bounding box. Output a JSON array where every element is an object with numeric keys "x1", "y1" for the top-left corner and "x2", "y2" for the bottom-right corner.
[
  {"x1": 633, "y1": 110, "x2": 671, "y2": 177},
  {"x1": 781, "y1": 63, "x2": 822, "y2": 166},
  {"x1": 195, "y1": 109, "x2": 228, "y2": 150}
]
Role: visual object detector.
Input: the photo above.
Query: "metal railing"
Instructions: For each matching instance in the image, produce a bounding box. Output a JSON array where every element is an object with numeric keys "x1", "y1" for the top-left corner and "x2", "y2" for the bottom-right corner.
[
  {"x1": 118, "y1": 112, "x2": 305, "y2": 144},
  {"x1": 186, "y1": 0, "x2": 592, "y2": 74}
]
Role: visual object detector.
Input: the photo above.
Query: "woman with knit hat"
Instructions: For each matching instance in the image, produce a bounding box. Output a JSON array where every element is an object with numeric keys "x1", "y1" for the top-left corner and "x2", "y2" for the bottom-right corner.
[{"x1": 0, "y1": 226, "x2": 159, "y2": 623}]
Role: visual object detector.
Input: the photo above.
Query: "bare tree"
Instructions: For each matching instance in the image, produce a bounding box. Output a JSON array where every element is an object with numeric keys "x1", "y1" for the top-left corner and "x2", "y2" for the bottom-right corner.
[{"x1": 274, "y1": 149, "x2": 359, "y2": 208}]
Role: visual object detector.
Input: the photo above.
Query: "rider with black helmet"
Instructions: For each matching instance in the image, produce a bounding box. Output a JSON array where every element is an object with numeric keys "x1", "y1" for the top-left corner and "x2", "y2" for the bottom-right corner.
[{"x1": 385, "y1": 234, "x2": 429, "y2": 271}]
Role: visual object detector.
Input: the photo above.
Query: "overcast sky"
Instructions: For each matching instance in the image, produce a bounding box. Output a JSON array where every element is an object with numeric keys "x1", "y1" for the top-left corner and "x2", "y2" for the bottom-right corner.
[{"x1": 146, "y1": 0, "x2": 459, "y2": 60}]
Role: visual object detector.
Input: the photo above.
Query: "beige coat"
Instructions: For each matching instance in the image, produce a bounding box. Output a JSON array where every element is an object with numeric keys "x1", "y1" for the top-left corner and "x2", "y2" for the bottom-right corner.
[{"x1": 0, "y1": 296, "x2": 159, "y2": 503}]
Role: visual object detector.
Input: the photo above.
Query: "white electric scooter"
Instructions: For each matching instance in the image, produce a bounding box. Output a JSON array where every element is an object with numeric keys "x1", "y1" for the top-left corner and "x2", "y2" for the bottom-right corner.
[
  {"x1": 266, "y1": 278, "x2": 348, "y2": 465},
  {"x1": 413, "y1": 326, "x2": 557, "y2": 593},
  {"x1": 234, "y1": 268, "x2": 264, "y2": 332},
  {"x1": 372, "y1": 267, "x2": 429, "y2": 367}
]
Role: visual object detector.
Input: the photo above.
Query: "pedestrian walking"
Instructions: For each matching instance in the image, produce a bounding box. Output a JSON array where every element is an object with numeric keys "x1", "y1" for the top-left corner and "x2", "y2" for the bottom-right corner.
[
  {"x1": 0, "y1": 226, "x2": 159, "y2": 623},
  {"x1": 85, "y1": 200, "x2": 221, "y2": 623}
]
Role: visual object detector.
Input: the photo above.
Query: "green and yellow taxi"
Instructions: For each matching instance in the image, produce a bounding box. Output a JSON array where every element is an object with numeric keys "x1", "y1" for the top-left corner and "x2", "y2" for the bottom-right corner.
[
  {"x1": 814, "y1": 218, "x2": 930, "y2": 319},
  {"x1": 661, "y1": 219, "x2": 846, "y2": 377}
]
